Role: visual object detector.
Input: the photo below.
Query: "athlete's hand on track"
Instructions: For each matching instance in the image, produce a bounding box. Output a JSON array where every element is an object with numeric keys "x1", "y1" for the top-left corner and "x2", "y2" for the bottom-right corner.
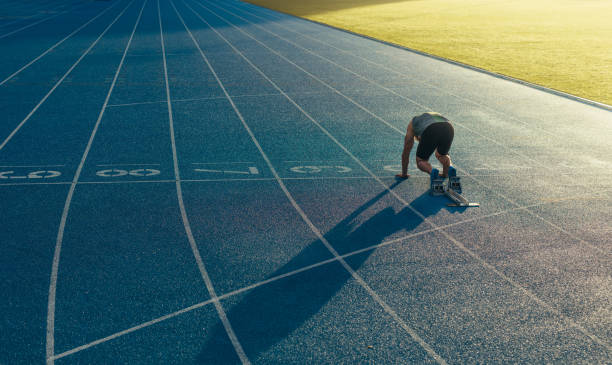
[{"x1": 395, "y1": 174, "x2": 410, "y2": 179}]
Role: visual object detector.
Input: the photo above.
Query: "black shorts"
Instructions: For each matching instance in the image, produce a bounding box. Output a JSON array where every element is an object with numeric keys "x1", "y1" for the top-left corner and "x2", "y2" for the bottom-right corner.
[{"x1": 416, "y1": 122, "x2": 454, "y2": 160}]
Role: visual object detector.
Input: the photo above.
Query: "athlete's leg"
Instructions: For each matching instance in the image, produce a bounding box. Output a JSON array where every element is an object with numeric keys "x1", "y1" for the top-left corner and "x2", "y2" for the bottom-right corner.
[
  {"x1": 415, "y1": 128, "x2": 436, "y2": 174},
  {"x1": 415, "y1": 156, "x2": 433, "y2": 173},
  {"x1": 434, "y1": 122, "x2": 454, "y2": 177},
  {"x1": 435, "y1": 149, "x2": 451, "y2": 177}
]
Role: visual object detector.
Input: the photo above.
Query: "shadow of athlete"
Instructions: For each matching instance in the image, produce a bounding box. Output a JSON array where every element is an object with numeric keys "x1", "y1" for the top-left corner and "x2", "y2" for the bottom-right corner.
[{"x1": 197, "y1": 181, "x2": 458, "y2": 363}]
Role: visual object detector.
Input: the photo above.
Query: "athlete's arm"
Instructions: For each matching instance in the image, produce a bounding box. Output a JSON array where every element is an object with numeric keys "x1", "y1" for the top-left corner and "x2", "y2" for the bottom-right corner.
[{"x1": 396, "y1": 122, "x2": 415, "y2": 178}]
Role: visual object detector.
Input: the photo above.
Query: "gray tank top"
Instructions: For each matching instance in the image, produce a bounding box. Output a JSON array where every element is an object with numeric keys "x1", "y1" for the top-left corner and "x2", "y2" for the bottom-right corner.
[{"x1": 412, "y1": 112, "x2": 449, "y2": 137}]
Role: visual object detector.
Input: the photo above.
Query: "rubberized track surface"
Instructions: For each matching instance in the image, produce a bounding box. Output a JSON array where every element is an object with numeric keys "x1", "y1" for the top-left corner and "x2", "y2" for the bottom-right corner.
[{"x1": 1, "y1": 0, "x2": 610, "y2": 363}]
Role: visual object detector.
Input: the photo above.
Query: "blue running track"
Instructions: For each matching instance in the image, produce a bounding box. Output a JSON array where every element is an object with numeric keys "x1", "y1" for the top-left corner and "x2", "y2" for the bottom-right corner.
[{"x1": 1, "y1": 0, "x2": 611, "y2": 363}]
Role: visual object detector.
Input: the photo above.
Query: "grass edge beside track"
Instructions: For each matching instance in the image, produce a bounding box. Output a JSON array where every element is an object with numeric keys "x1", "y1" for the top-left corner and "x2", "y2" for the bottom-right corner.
[{"x1": 243, "y1": 0, "x2": 612, "y2": 110}]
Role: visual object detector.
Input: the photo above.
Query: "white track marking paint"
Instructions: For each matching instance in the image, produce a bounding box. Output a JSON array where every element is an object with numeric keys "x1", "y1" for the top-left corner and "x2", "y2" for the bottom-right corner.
[
  {"x1": 0, "y1": 0, "x2": 133, "y2": 152},
  {"x1": 0, "y1": 0, "x2": 123, "y2": 86},
  {"x1": 50, "y1": 195, "x2": 580, "y2": 359},
  {"x1": 206, "y1": 1, "x2": 557, "y2": 173},
  {"x1": 194, "y1": 168, "x2": 252, "y2": 174},
  {"x1": 456, "y1": 166, "x2": 608, "y2": 256},
  {"x1": 0, "y1": 164, "x2": 64, "y2": 167},
  {"x1": 104, "y1": 90, "x2": 369, "y2": 107},
  {"x1": 215, "y1": 1, "x2": 605, "y2": 192},
  {"x1": 191, "y1": 161, "x2": 255, "y2": 164},
  {"x1": 0, "y1": 0, "x2": 74, "y2": 29},
  {"x1": 45, "y1": 2, "x2": 145, "y2": 363},
  {"x1": 106, "y1": 99, "x2": 168, "y2": 107},
  {"x1": 50, "y1": 298, "x2": 218, "y2": 361},
  {"x1": 0, "y1": 1, "x2": 87, "y2": 40},
  {"x1": 158, "y1": 1, "x2": 250, "y2": 364},
  {"x1": 1, "y1": 174, "x2": 607, "y2": 187},
  {"x1": 94, "y1": 168, "x2": 161, "y2": 177},
  {"x1": 227, "y1": 0, "x2": 605, "y2": 130},
  {"x1": 226, "y1": 0, "x2": 610, "y2": 209},
  {"x1": 0, "y1": 182, "x2": 70, "y2": 186},
  {"x1": 96, "y1": 163, "x2": 161, "y2": 166},
  {"x1": 203, "y1": 0, "x2": 607, "y2": 255},
  {"x1": 189, "y1": 0, "x2": 611, "y2": 351},
  {"x1": 248, "y1": 166, "x2": 259, "y2": 174},
  {"x1": 176, "y1": 1, "x2": 446, "y2": 363}
]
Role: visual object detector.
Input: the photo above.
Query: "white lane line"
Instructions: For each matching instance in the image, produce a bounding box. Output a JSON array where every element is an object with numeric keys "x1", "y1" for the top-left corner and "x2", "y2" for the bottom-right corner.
[
  {"x1": 216, "y1": 2, "x2": 609, "y2": 208},
  {"x1": 45, "y1": 1, "x2": 145, "y2": 364},
  {"x1": 0, "y1": 0, "x2": 132, "y2": 152},
  {"x1": 50, "y1": 297, "x2": 219, "y2": 360},
  {"x1": 190, "y1": 0, "x2": 611, "y2": 351},
  {"x1": 0, "y1": 1, "x2": 88, "y2": 40},
  {"x1": 159, "y1": 1, "x2": 250, "y2": 364},
  {"x1": 207, "y1": 0, "x2": 557, "y2": 174},
  {"x1": 0, "y1": 182, "x2": 71, "y2": 186},
  {"x1": 0, "y1": 0, "x2": 75, "y2": 26},
  {"x1": 238, "y1": 1, "x2": 610, "y2": 255},
  {"x1": 2, "y1": 173, "x2": 608, "y2": 187},
  {"x1": 0, "y1": 164, "x2": 65, "y2": 167},
  {"x1": 0, "y1": 0, "x2": 75, "y2": 29},
  {"x1": 228, "y1": 0, "x2": 604, "y2": 132},
  {"x1": 51, "y1": 193, "x2": 579, "y2": 360},
  {"x1": 51, "y1": 298, "x2": 217, "y2": 360},
  {"x1": 205, "y1": 0, "x2": 608, "y2": 255},
  {"x1": 104, "y1": 89, "x2": 370, "y2": 107},
  {"x1": 220, "y1": 0, "x2": 604, "y2": 181},
  {"x1": 0, "y1": 0, "x2": 123, "y2": 86},
  {"x1": 178, "y1": 1, "x2": 446, "y2": 363}
]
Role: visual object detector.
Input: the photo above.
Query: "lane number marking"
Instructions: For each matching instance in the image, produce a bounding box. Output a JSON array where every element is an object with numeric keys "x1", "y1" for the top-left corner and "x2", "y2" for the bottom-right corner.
[
  {"x1": 290, "y1": 165, "x2": 352, "y2": 174},
  {"x1": 0, "y1": 170, "x2": 62, "y2": 179},
  {"x1": 194, "y1": 166, "x2": 259, "y2": 175},
  {"x1": 96, "y1": 168, "x2": 161, "y2": 177}
]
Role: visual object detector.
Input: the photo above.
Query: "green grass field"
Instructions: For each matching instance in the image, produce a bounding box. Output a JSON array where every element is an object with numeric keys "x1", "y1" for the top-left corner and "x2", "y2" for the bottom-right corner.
[{"x1": 245, "y1": 0, "x2": 612, "y2": 106}]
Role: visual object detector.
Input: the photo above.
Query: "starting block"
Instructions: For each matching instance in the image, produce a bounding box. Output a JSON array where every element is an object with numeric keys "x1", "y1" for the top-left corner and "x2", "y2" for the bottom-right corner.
[
  {"x1": 448, "y1": 176, "x2": 462, "y2": 194},
  {"x1": 429, "y1": 168, "x2": 479, "y2": 207},
  {"x1": 430, "y1": 169, "x2": 445, "y2": 196}
]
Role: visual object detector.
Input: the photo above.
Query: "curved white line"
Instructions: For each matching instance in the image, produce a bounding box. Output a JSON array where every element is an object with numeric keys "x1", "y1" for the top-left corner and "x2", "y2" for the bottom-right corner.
[
  {"x1": 188, "y1": 0, "x2": 611, "y2": 351},
  {"x1": 158, "y1": 1, "x2": 250, "y2": 364},
  {"x1": 48, "y1": 187, "x2": 611, "y2": 360},
  {"x1": 177, "y1": 0, "x2": 447, "y2": 362},
  {"x1": 206, "y1": 0, "x2": 557, "y2": 171},
  {"x1": 205, "y1": 0, "x2": 609, "y2": 257},
  {"x1": 45, "y1": 1, "x2": 144, "y2": 363}
]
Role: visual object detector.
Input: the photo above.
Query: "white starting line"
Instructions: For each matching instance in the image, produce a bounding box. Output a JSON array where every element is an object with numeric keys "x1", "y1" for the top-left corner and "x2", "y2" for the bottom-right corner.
[{"x1": 0, "y1": 164, "x2": 417, "y2": 182}]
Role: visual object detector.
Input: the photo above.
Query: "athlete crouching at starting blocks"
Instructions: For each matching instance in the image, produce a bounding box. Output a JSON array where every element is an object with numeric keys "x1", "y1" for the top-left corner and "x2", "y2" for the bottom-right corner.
[
  {"x1": 395, "y1": 112, "x2": 455, "y2": 181},
  {"x1": 396, "y1": 112, "x2": 478, "y2": 206}
]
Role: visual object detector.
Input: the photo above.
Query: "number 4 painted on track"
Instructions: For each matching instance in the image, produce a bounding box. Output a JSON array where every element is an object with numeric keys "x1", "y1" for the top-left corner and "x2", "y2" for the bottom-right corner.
[{"x1": 194, "y1": 167, "x2": 259, "y2": 175}]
